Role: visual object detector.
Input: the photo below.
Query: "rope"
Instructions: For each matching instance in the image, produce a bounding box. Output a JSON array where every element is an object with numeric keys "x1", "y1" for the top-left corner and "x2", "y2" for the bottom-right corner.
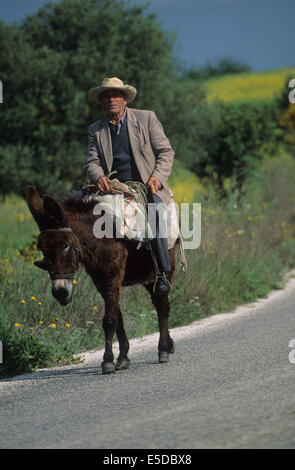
[{"x1": 124, "y1": 180, "x2": 148, "y2": 206}]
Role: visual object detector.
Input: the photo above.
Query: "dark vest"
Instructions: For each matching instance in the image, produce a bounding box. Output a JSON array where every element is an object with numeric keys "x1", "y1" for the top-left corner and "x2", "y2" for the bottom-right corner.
[{"x1": 110, "y1": 118, "x2": 141, "y2": 182}]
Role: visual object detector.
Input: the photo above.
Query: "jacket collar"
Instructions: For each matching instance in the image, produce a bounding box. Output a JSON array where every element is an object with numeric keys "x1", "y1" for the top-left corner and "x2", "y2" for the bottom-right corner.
[{"x1": 98, "y1": 108, "x2": 140, "y2": 175}]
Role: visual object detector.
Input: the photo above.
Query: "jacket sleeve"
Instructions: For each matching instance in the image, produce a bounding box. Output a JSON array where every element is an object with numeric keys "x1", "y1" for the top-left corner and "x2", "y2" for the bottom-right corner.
[
  {"x1": 148, "y1": 111, "x2": 174, "y2": 188},
  {"x1": 85, "y1": 124, "x2": 105, "y2": 183}
]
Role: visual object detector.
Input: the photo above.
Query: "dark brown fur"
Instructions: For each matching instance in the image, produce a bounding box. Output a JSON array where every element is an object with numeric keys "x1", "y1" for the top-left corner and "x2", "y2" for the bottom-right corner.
[{"x1": 26, "y1": 186, "x2": 177, "y2": 373}]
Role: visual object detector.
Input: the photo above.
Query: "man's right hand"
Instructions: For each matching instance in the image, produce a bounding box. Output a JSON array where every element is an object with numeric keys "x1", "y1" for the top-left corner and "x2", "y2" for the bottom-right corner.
[{"x1": 96, "y1": 176, "x2": 111, "y2": 194}]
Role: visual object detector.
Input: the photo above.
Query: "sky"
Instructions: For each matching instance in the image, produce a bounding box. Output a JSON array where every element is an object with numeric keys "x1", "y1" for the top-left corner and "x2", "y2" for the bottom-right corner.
[{"x1": 0, "y1": 0, "x2": 294, "y2": 72}]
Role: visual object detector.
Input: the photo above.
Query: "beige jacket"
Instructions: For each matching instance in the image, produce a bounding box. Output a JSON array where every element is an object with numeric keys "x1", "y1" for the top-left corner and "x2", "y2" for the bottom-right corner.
[{"x1": 85, "y1": 107, "x2": 174, "y2": 205}]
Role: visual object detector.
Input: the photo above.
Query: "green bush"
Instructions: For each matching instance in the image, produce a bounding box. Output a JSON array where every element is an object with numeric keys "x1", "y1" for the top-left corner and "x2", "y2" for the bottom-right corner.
[
  {"x1": 192, "y1": 100, "x2": 280, "y2": 194},
  {"x1": 0, "y1": 316, "x2": 52, "y2": 376}
]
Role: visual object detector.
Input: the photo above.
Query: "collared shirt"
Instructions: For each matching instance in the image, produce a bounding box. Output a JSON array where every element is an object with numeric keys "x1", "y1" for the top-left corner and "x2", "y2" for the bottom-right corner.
[{"x1": 109, "y1": 110, "x2": 127, "y2": 136}]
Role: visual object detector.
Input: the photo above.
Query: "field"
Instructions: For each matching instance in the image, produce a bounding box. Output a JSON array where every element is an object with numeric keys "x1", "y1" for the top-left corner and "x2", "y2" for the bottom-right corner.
[{"x1": 204, "y1": 67, "x2": 295, "y2": 103}]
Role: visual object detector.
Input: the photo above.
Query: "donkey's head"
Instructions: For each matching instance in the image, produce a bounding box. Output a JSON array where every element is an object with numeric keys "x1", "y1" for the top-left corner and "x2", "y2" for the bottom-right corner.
[{"x1": 26, "y1": 186, "x2": 80, "y2": 306}]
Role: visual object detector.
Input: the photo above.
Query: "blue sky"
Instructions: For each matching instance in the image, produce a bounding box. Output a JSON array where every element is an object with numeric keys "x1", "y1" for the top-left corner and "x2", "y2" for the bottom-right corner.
[{"x1": 0, "y1": 0, "x2": 294, "y2": 71}]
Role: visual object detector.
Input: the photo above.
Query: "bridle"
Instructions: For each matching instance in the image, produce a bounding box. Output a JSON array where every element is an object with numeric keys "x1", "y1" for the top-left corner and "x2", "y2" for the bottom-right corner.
[{"x1": 41, "y1": 227, "x2": 80, "y2": 280}]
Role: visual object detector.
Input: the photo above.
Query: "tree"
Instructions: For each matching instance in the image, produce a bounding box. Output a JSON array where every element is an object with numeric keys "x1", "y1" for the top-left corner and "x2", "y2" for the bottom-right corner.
[
  {"x1": 184, "y1": 57, "x2": 251, "y2": 80},
  {"x1": 0, "y1": 0, "x2": 193, "y2": 197},
  {"x1": 193, "y1": 100, "x2": 280, "y2": 196}
]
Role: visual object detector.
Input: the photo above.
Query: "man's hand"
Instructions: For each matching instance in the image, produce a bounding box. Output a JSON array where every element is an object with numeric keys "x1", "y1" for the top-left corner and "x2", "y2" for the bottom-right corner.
[
  {"x1": 96, "y1": 176, "x2": 111, "y2": 193},
  {"x1": 147, "y1": 176, "x2": 162, "y2": 193}
]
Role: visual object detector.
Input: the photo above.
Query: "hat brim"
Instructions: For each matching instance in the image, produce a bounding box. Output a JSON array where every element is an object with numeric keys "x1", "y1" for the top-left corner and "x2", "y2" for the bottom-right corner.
[{"x1": 89, "y1": 84, "x2": 137, "y2": 104}]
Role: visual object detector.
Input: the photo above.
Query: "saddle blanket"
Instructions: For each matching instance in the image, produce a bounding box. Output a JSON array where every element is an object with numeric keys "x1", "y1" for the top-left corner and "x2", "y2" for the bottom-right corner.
[{"x1": 93, "y1": 193, "x2": 180, "y2": 249}]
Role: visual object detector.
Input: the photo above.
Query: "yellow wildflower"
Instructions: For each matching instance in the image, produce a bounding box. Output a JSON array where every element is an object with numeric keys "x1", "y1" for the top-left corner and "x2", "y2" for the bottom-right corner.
[
  {"x1": 39, "y1": 321, "x2": 43, "y2": 324},
  {"x1": 73, "y1": 280, "x2": 78, "y2": 284},
  {"x1": 21, "y1": 299, "x2": 26, "y2": 304},
  {"x1": 31, "y1": 296, "x2": 36, "y2": 300},
  {"x1": 14, "y1": 323, "x2": 21, "y2": 327},
  {"x1": 93, "y1": 306, "x2": 97, "y2": 311},
  {"x1": 38, "y1": 302, "x2": 42, "y2": 305},
  {"x1": 51, "y1": 323, "x2": 56, "y2": 328},
  {"x1": 66, "y1": 323, "x2": 70, "y2": 328}
]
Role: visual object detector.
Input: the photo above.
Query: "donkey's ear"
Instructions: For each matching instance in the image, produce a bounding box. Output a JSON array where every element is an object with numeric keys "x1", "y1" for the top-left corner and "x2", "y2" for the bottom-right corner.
[
  {"x1": 43, "y1": 195, "x2": 68, "y2": 226},
  {"x1": 26, "y1": 186, "x2": 45, "y2": 225}
]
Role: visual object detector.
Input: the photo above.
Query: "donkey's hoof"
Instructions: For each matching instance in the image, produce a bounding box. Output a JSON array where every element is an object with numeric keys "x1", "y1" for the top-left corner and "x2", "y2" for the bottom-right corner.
[
  {"x1": 101, "y1": 361, "x2": 116, "y2": 374},
  {"x1": 115, "y1": 358, "x2": 130, "y2": 371},
  {"x1": 158, "y1": 351, "x2": 169, "y2": 363},
  {"x1": 168, "y1": 339, "x2": 175, "y2": 354}
]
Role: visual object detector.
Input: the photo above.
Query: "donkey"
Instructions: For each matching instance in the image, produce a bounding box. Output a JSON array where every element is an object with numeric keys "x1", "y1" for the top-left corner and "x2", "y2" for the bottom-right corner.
[{"x1": 26, "y1": 186, "x2": 177, "y2": 374}]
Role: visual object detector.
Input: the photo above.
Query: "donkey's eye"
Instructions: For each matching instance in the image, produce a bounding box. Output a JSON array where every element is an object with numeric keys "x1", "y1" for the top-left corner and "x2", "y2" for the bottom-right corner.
[{"x1": 62, "y1": 245, "x2": 70, "y2": 256}]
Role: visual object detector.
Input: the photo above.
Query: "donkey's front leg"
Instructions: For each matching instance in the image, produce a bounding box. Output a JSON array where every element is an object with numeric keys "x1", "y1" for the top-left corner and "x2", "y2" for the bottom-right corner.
[
  {"x1": 101, "y1": 280, "x2": 121, "y2": 374},
  {"x1": 115, "y1": 307, "x2": 130, "y2": 371},
  {"x1": 145, "y1": 284, "x2": 175, "y2": 363}
]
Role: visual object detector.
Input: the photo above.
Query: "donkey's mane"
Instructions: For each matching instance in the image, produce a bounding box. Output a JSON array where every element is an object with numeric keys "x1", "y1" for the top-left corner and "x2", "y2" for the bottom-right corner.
[{"x1": 62, "y1": 193, "x2": 97, "y2": 213}]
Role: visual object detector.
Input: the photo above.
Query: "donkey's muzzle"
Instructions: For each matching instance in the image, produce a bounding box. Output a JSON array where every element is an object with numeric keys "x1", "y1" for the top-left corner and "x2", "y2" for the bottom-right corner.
[{"x1": 51, "y1": 279, "x2": 73, "y2": 306}]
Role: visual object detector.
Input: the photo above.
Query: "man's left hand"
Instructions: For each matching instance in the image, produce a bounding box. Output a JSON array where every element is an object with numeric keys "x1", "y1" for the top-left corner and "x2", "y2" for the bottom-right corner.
[{"x1": 147, "y1": 176, "x2": 162, "y2": 193}]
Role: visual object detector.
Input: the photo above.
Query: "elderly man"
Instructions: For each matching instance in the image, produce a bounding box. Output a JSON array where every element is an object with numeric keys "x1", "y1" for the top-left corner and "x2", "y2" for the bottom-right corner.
[{"x1": 86, "y1": 77, "x2": 175, "y2": 293}]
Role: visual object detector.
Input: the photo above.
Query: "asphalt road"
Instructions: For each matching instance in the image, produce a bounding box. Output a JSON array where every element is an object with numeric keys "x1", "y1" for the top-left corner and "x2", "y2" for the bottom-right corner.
[{"x1": 1, "y1": 277, "x2": 295, "y2": 449}]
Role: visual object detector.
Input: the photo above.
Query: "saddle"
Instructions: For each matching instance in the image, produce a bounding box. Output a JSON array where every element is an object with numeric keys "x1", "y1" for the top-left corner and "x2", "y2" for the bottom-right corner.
[{"x1": 81, "y1": 180, "x2": 180, "y2": 248}]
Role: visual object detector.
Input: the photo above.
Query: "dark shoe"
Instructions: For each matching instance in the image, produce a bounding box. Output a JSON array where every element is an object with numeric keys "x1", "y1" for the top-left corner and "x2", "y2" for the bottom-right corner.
[
  {"x1": 34, "y1": 259, "x2": 48, "y2": 271},
  {"x1": 154, "y1": 275, "x2": 171, "y2": 294}
]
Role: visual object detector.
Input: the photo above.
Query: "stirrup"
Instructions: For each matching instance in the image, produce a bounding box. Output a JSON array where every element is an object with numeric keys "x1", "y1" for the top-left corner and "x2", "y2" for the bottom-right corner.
[{"x1": 153, "y1": 272, "x2": 171, "y2": 294}]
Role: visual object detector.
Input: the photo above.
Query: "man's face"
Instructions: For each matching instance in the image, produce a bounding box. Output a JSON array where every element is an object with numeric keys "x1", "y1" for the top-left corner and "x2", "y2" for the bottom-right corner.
[{"x1": 99, "y1": 89, "x2": 127, "y2": 117}]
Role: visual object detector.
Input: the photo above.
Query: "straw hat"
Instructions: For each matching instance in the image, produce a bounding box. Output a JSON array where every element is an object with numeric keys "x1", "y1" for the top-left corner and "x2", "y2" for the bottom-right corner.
[{"x1": 89, "y1": 77, "x2": 137, "y2": 104}]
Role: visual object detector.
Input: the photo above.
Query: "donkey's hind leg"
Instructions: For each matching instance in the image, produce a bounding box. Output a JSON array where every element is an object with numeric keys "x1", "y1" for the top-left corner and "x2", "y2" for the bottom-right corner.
[
  {"x1": 115, "y1": 307, "x2": 130, "y2": 370},
  {"x1": 145, "y1": 283, "x2": 175, "y2": 363}
]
